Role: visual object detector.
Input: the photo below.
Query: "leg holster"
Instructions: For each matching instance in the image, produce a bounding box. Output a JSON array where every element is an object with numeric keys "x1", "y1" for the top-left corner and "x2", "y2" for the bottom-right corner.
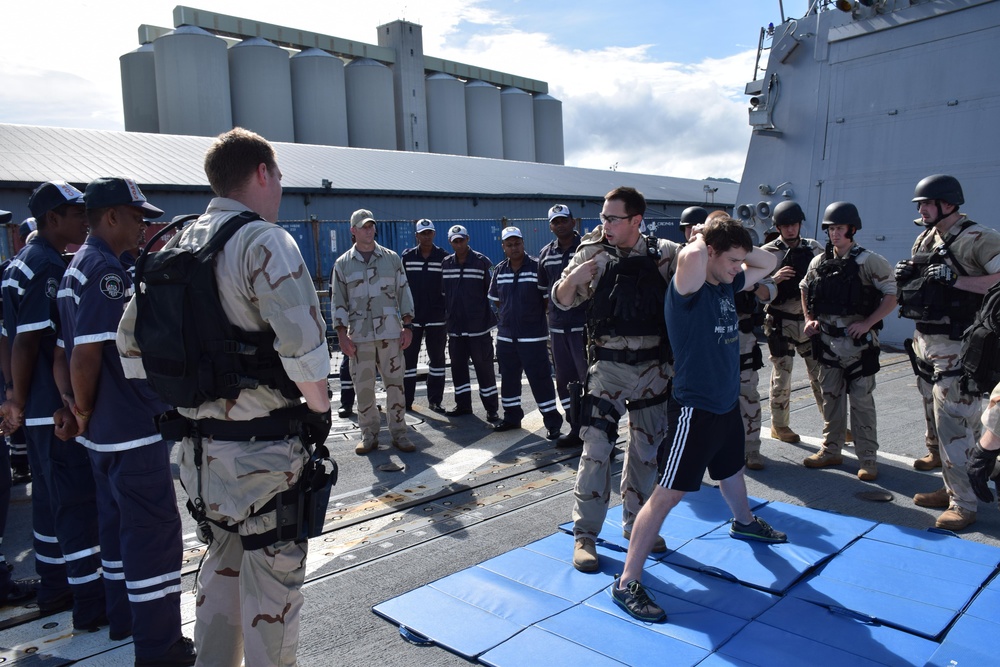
[
  {"x1": 740, "y1": 345, "x2": 764, "y2": 372},
  {"x1": 581, "y1": 394, "x2": 622, "y2": 444},
  {"x1": 767, "y1": 330, "x2": 793, "y2": 358}
]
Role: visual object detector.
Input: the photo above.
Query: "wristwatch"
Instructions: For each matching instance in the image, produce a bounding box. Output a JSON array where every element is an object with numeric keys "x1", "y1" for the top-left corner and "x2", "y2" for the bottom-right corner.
[{"x1": 403, "y1": 323, "x2": 413, "y2": 330}]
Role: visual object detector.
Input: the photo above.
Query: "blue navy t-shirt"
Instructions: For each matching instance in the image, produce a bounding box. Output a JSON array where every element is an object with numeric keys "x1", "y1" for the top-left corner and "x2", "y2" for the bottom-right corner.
[
  {"x1": 58, "y1": 236, "x2": 167, "y2": 452},
  {"x1": 666, "y1": 272, "x2": 745, "y2": 414}
]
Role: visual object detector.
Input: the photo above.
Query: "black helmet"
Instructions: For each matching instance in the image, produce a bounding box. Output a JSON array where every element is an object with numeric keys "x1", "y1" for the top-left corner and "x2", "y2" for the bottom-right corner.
[
  {"x1": 912, "y1": 174, "x2": 964, "y2": 206},
  {"x1": 772, "y1": 200, "x2": 805, "y2": 227},
  {"x1": 679, "y1": 206, "x2": 708, "y2": 227},
  {"x1": 821, "y1": 201, "x2": 861, "y2": 231}
]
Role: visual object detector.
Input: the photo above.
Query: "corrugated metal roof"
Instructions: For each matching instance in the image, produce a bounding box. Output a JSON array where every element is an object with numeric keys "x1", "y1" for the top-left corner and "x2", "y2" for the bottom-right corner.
[{"x1": 0, "y1": 123, "x2": 737, "y2": 204}]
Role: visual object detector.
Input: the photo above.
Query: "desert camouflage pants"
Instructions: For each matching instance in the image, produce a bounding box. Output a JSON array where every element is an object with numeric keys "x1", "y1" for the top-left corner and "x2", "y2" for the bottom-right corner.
[
  {"x1": 765, "y1": 314, "x2": 823, "y2": 429},
  {"x1": 739, "y1": 330, "x2": 762, "y2": 456},
  {"x1": 351, "y1": 339, "x2": 406, "y2": 443},
  {"x1": 179, "y1": 436, "x2": 309, "y2": 667},
  {"x1": 572, "y1": 357, "x2": 672, "y2": 540},
  {"x1": 815, "y1": 334, "x2": 879, "y2": 462},
  {"x1": 913, "y1": 331, "x2": 982, "y2": 511}
]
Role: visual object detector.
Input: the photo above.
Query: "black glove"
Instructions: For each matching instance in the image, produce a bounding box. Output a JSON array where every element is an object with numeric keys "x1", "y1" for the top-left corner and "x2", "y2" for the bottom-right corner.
[
  {"x1": 967, "y1": 443, "x2": 1000, "y2": 503},
  {"x1": 894, "y1": 260, "x2": 917, "y2": 284},
  {"x1": 924, "y1": 263, "x2": 957, "y2": 287},
  {"x1": 300, "y1": 407, "x2": 333, "y2": 448}
]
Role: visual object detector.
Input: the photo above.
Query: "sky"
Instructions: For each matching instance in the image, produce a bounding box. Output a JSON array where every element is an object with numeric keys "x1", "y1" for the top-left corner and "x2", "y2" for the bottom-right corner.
[{"x1": 0, "y1": 1, "x2": 811, "y2": 182}]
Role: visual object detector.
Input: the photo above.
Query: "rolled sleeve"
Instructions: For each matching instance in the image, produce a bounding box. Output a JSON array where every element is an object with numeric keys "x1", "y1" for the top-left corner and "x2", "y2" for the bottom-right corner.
[{"x1": 279, "y1": 340, "x2": 330, "y2": 383}]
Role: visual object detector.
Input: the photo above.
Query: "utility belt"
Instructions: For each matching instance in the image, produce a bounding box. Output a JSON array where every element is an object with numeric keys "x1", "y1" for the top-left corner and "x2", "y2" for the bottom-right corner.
[
  {"x1": 820, "y1": 323, "x2": 851, "y2": 338},
  {"x1": 158, "y1": 413, "x2": 299, "y2": 442},
  {"x1": 915, "y1": 321, "x2": 969, "y2": 341},
  {"x1": 811, "y1": 334, "x2": 880, "y2": 380},
  {"x1": 625, "y1": 392, "x2": 669, "y2": 412},
  {"x1": 593, "y1": 345, "x2": 669, "y2": 365},
  {"x1": 903, "y1": 338, "x2": 965, "y2": 386},
  {"x1": 170, "y1": 405, "x2": 338, "y2": 551}
]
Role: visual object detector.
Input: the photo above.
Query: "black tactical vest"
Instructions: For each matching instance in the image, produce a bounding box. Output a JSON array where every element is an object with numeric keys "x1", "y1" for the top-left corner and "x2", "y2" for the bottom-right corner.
[
  {"x1": 587, "y1": 236, "x2": 668, "y2": 339},
  {"x1": 897, "y1": 222, "x2": 984, "y2": 325},
  {"x1": 773, "y1": 242, "x2": 815, "y2": 306},
  {"x1": 807, "y1": 245, "x2": 880, "y2": 318}
]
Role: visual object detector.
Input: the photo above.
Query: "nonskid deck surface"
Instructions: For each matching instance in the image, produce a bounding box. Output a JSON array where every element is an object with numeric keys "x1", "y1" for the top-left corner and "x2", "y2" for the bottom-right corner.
[{"x1": 1, "y1": 352, "x2": 998, "y2": 665}]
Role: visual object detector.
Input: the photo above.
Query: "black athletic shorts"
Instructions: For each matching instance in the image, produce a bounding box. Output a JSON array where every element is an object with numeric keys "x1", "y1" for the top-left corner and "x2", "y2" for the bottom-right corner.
[{"x1": 657, "y1": 400, "x2": 745, "y2": 491}]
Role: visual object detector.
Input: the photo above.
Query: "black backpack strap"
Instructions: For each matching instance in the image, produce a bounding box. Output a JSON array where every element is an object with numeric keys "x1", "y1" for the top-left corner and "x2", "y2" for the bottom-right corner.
[
  {"x1": 135, "y1": 214, "x2": 200, "y2": 285},
  {"x1": 198, "y1": 210, "x2": 262, "y2": 258}
]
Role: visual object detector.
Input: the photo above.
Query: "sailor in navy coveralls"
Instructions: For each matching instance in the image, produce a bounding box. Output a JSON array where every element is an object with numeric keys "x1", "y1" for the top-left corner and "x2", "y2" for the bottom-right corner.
[
  {"x1": 488, "y1": 226, "x2": 563, "y2": 438},
  {"x1": 56, "y1": 177, "x2": 189, "y2": 663}
]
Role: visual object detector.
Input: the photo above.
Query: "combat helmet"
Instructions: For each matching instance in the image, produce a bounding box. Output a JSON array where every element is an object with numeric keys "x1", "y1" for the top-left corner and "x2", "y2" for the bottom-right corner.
[
  {"x1": 821, "y1": 202, "x2": 861, "y2": 231},
  {"x1": 679, "y1": 206, "x2": 708, "y2": 227},
  {"x1": 772, "y1": 200, "x2": 805, "y2": 227},
  {"x1": 912, "y1": 174, "x2": 964, "y2": 206}
]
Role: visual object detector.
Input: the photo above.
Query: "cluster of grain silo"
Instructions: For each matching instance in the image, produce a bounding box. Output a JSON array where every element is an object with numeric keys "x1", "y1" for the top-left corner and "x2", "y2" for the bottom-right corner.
[{"x1": 119, "y1": 9, "x2": 565, "y2": 164}]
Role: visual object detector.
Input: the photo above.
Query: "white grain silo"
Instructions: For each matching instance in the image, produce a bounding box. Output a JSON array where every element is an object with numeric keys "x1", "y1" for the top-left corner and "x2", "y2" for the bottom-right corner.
[
  {"x1": 500, "y1": 87, "x2": 535, "y2": 162},
  {"x1": 229, "y1": 38, "x2": 295, "y2": 143},
  {"x1": 344, "y1": 58, "x2": 397, "y2": 150},
  {"x1": 465, "y1": 80, "x2": 503, "y2": 159},
  {"x1": 153, "y1": 26, "x2": 232, "y2": 137},
  {"x1": 290, "y1": 48, "x2": 348, "y2": 147},
  {"x1": 120, "y1": 44, "x2": 159, "y2": 134},
  {"x1": 532, "y1": 93, "x2": 565, "y2": 165},
  {"x1": 425, "y1": 73, "x2": 468, "y2": 156}
]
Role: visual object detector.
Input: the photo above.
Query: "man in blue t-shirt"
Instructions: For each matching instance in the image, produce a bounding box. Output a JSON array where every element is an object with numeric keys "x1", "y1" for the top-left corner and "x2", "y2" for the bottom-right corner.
[{"x1": 610, "y1": 216, "x2": 787, "y2": 624}]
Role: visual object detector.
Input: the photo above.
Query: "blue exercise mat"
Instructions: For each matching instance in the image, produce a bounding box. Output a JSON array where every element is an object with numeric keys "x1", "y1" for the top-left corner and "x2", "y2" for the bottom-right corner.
[
  {"x1": 788, "y1": 530, "x2": 995, "y2": 639},
  {"x1": 924, "y1": 614, "x2": 1000, "y2": 667},
  {"x1": 714, "y1": 621, "x2": 896, "y2": 667},
  {"x1": 755, "y1": 596, "x2": 938, "y2": 666},
  {"x1": 478, "y1": 626, "x2": 627, "y2": 667},
  {"x1": 662, "y1": 501, "x2": 875, "y2": 594}
]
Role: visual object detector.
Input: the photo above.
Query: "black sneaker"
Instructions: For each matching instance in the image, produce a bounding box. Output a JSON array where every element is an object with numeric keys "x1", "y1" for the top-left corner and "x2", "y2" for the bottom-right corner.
[
  {"x1": 337, "y1": 406, "x2": 354, "y2": 418},
  {"x1": 135, "y1": 636, "x2": 197, "y2": 667},
  {"x1": 608, "y1": 579, "x2": 666, "y2": 623},
  {"x1": 730, "y1": 515, "x2": 788, "y2": 543},
  {"x1": 37, "y1": 589, "x2": 73, "y2": 613},
  {"x1": 485, "y1": 412, "x2": 502, "y2": 423}
]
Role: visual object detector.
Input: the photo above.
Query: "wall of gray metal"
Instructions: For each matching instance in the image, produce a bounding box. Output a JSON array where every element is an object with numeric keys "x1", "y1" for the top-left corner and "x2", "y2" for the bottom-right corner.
[
  {"x1": 425, "y1": 73, "x2": 468, "y2": 156},
  {"x1": 344, "y1": 58, "x2": 398, "y2": 150},
  {"x1": 120, "y1": 44, "x2": 159, "y2": 133},
  {"x1": 500, "y1": 87, "x2": 535, "y2": 162},
  {"x1": 290, "y1": 49, "x2": 349, "y2": 147},
  {"x1": 532, "y1": 94, "x2": 564, "y2": 165},
  {"x1": 153, "y1": 26, "x2": 232, "y2": 137},
  {"x1": 228, "y1": 38, "x2": 295, "y2": 143},
  {"x1": 465, "y1": 80, "x2": 503, "y2": 159},
  {"x1": 378, "y1": 21, "x2": 429, "y2": 153}
]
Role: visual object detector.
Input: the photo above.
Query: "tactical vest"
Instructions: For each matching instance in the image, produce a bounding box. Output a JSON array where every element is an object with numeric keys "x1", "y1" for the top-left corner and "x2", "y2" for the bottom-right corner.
[
  {"x1": 587, "y1": 236, "x2": 668, "y2": 339},
  {"x1": 807, "y1": 245, "x2": 881, "y2": 318},
  {"x1": 961, "y1": 279, "x2": 1000, "y2": 395},
  {"x1": 135, "y1": 212, "x2": 300, "y2": 409},
  {"x1": 898, "y1": 221, "x2": 984, "y2": 325},
  {"x1": 772, "y1": 242, "x2": 815, "y2": 306}
]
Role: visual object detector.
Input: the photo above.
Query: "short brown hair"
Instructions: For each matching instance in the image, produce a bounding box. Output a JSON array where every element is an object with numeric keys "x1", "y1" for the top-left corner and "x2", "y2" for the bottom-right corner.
[
  {"x1": 203, "y1": 128, "x2": 276, "y2": 197},
  {"x1": 604, "y1": 186, "x2": 646, "y2": 218},
  {"x1": 703, "y1": 215, "x2": 752, "y2": 253}
]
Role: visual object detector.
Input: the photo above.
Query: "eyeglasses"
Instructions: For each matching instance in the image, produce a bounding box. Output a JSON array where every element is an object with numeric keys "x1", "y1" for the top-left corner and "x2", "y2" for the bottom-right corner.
[{"x1": 599, "y1": 213, "x2": 634, "y2": 225}]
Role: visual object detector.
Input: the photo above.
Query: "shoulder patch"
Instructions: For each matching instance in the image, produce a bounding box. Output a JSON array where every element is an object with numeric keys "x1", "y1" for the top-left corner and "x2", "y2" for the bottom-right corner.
[
  {"x1": 100, "y1": 273, "x2": 125, "y2": 300},
  {"x1": 46, "y1": 277, "x2": 59, "y2": 299}
]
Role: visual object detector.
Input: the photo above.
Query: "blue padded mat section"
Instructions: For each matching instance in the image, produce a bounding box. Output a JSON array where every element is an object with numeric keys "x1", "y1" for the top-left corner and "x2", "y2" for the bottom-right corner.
[
  {"x1": 537, "y1": 604, "x2": 711, "y2": 667},
  {"x1": 715, "y1": 621, "x2": 894, "y2": 667},
  {"x1": 755, "y1": 596, "x2": 938, "y2": 666},
  {"x1": 789, "y1": 530, "x2": 995, "y2": 639},
  {"x1": 372, "y1": 584, "x2": 523, "y2": 659},
  {"x1": 662, "y1": 501, "x2": 875, "y2": 594},
  {"x1": 373, "y1": 498, "x2": 1000, "y2": 665},
  {"x1": 924, "y1": 615, "x2": 1000, "y2": 666}
]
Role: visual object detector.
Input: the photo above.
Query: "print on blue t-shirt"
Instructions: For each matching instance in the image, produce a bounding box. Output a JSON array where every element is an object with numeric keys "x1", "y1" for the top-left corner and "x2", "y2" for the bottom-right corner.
[{"x1": 665, "y1": 271, "x2": 745, "y2": 414}]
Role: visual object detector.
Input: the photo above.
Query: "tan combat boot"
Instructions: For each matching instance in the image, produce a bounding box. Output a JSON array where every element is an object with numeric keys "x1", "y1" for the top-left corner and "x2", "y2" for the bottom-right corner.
[
  {"x1": 355, "y1": 438, "x2": 377, "y2": 455},
  {"x1": 913, "y1": 488, "x2": 950, "y2": 508},
  {"x1": 803, "y1": 449, "x2": 843, "y2": 468},
  {"x1": 770, "y1": 426, "x2": 800, "y2": 444},
  {"x1": 913, "y1": 451, "x2": 942, "y2": 471},
  {"x1": 935, "y1": 506, "x2": 976, "y2": 531},
  {"x1": 745, "y1": 451, "x2": 765, "y2": 471},
  {"x1": 857, "y1": 461, "x2": 878, "y2": 482},
  {"x1": 573, "y1": 537, "x2": 599, "y2": 572}
]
